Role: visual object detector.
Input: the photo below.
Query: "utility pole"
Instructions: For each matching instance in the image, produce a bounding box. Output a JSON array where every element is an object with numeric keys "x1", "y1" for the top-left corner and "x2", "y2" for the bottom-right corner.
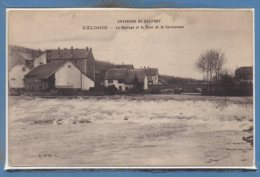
[{"x1": 81, "y1": 59, "x2": 83, "y2": 97}]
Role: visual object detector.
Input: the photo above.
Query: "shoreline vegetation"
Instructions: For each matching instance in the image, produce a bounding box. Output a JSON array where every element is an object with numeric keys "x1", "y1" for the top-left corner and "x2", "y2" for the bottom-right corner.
[{"x1": 9, "y1": 87, "x2": 253, "y2": 97}]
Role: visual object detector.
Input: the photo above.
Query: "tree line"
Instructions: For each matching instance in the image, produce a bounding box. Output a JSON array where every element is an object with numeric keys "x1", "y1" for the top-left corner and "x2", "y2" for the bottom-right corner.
[
  {"x1": 195, "y1": 49, "x2": 253, "y2": 96},
  {"x1": 196, "y1": 49, "x2": 226, "y2": 86}
]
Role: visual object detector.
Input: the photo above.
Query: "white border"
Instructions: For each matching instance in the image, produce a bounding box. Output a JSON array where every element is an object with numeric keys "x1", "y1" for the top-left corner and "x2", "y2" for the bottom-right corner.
[{"x1": 4, "y1": 8, "x2": 257, "y2": 170}]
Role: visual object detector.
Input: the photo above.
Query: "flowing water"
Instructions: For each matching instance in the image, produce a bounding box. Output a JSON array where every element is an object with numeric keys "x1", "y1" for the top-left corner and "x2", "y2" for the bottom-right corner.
[{"x1": 8, "y1": 95, "x2": 254, "y2": 167}]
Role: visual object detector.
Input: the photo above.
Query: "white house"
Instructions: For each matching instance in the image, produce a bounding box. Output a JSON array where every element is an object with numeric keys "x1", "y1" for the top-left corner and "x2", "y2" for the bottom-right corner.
[
  {"x1": 104, "y1": 68, "x2": 148, "y2": 91},
  {"x1": 24, "y1": 61, "x2": 94, "y2": 91},
  {"x1": 142, "y1": 67, "x2": 159, "y2": 85},
  {"x1": 104, "y1": 68, "x2": 128, "y2": 91},
  {"x1": 9, "y1": 63, "x2": 30, "y2": 89}
]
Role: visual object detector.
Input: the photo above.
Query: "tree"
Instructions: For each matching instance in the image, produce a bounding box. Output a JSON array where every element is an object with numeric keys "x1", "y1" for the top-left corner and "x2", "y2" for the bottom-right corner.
[
  {"x1": 196, "y1": 49, "x2": 226, "y2": 86},
  {"x1": 132, "y1": 76, "x2": 143, "y2": 93},
  {"x1": 219, "y1": 71, "x2": 235, "y2": 95}
]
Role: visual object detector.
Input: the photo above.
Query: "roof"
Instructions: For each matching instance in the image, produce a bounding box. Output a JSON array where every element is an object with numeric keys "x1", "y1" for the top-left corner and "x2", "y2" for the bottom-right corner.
[
  {"x1": 112, "y1": 64, "x2": 134, "y2": 70},
  {"x1": 8, "y1": 51, "x2": 35, "y2": 70},
  {"x1": 143, "y1": 68, "x2": 158, "y2": 76},
  {"x1": 8, "y1": 45, "x2": 43, "y2": 70},
  {"x1": 235, "y1": 67, "x2": 253, "y2": 75},
  {"x1": 46, "y1": 48, "x2": 89, "y2": 60},
  {"x1": 104, "y1": 68, "x2": 128, "y2": 80},
  {"x1": 125, "y1": 69, "x2": 146, "y2": 84},
  {"x1": 18, "y1": 52, "x2": 34, "y2": 61},
  {"x1": 25, "y1": 61, "x2": 67, "y2": 79}
]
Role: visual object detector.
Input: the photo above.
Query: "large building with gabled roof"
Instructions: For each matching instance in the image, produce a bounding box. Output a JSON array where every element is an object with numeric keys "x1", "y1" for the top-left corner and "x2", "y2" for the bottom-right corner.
[
  {"x1": 34, "y1": 47, "x2": 95, "y2": 81},
  {"x1": 24, "y1": 61, "x2": 94, "y2": 91}
]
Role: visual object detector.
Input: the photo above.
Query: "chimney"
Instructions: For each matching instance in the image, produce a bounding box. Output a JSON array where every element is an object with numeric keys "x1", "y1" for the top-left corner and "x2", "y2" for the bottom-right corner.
[
  {"x1": 89, "y1": 47, "x2": 92, "y2": 52},
  {"x1": 58, "y1": 47, "x2": 61, "y2": 59},
  {"x1": 86, "y1": 47, "x2": 89, "y2": 52},
  {"x1": 71, "y1": 46, "x2": 74, "y2": 58}
]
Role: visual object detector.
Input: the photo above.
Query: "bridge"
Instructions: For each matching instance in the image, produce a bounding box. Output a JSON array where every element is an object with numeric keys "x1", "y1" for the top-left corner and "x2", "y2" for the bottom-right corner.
[{"x1": 148, "y1": 83, "x2": 210, "y2": 93}]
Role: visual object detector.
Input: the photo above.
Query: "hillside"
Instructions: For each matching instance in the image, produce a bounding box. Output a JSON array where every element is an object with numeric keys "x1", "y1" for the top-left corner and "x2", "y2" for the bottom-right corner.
[
  {"x1": 8, "y1": 45, "x2": 42, "y2": 70},
  {"x1": 159, "y1": 75, "x2": 202, "y2": 85},
  {"x1": 95, "y1": 60, "x2": 115, "y2": 71}
]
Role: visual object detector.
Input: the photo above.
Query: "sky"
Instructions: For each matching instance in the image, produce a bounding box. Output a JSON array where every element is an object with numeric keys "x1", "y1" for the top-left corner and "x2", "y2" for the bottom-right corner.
[{"x1": 8, "y1": 9, "x2": 253, "y2": 79}]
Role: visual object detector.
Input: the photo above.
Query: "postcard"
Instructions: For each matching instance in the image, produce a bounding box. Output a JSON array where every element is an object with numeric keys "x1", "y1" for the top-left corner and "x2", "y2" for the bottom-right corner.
[{"x1": 6, "y1": 8, "x2": 254, "y2": 169}]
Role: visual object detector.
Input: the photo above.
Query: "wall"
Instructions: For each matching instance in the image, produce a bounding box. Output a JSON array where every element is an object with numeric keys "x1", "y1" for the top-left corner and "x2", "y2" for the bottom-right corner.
[
  {"x1": 105, "y1": 78, "x2": 148, "y2": 91},
  {"x1": 74, "y1": 59, "x2": 87, "y2": 73},
  {"x1": 86, "y1": 50, "x2": 95, "y2": 80},
  {"x1": 24, "y1": 77, "x2": 52, "y2": 91},
  {"x1": 147, "y1": 74, "x2": 159, "y2": 85},
  {"x1": 34, "y1": 53, "x2": 47, "y2": 68},
  {"x1": 55, "y1": 62, "x2": 94, "y2": 91},
  {"x1": 82, "y1": 74, "x2": 94, "y2": 90},
  {"x1": 144, "y1": 76, "x2": 148, "y2": 90},
  {"x1": 104, "y1": 80, "x2": 126, "y2": 91},
  {"x1": 9, "y1": 64, "x2": 30, "y2": 88}
]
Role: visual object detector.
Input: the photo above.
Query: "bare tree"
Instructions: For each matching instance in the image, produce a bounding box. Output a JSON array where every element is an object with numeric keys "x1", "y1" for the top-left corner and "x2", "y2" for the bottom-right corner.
[
  {"x1": 196, "y1": 49, "x2": 226, "y2": 86},
  {"x1": 196, "y1": 55, "x2": 208, "y2": 81}
]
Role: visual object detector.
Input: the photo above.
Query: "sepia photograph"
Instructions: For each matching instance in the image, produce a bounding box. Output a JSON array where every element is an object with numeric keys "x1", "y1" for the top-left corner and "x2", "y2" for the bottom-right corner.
[{"x1": 6, "y1": 8, "x2": 254, "y2": 169}]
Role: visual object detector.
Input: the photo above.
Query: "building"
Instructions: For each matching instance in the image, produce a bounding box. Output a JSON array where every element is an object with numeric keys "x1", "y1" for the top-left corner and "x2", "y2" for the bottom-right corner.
[
  {"x1": 33, "y1": 47, "x2": 95, "y2": 81},
  {"x1": 235, "y1": 66, "x2": 253, "y2": 83},
  {"x1": 24, "y1": 61, "x2": 94, "y2": 91},
  {"x1": 34, "y1": 52, "x2": 47, "y2": 68},
  {"x1": 104, "y1": 68, "x2": 128, "y2": 91},
  {"x1": 113, "y1": 64, "x2": 134, "y2": 70},
  {"x1": 125, "y1": 69, "x2": 148, "y2": 90},
  {"x1": 47, "y1": 47, "x2": 95, "y2": 81},
  {"x1": 142, "y1": 67, "x2": 159, "y2": 85},
  {"x1": 104, "y1": 68, "x2": 148, "y2": 91},
  {"x1": 8, "y1": 46, "x2": 43, "y2": 90},
  {"x1": 9, "y1": 63, "x2": 30, "y2": 89},
  {"x1": 8, "y1": 45, "x2": 42, "y2": 70}
]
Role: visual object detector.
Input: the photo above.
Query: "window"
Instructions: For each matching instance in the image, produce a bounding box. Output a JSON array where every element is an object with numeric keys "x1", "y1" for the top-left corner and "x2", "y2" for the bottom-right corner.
[
  {"x1": 39, "y1": 62, "x2": 43, "y2": 65},
  {"x1": 119, "y1": 86, "x2": 122, "y2": 91},
  {"x1": 68, "y1": 65, "x2": 71, "y2": 68},
  {"x1": 11, "y1": 78, "x2": 16, "y2": 81},
  {"x1": 108, "y1": 79, "x2": 113, "y2": 84}
]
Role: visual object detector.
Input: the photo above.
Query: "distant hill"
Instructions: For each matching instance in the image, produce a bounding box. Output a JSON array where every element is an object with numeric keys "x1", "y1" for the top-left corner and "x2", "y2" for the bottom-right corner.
[
  {"x1": 95, "y1": 60, "x2": 115, "y2": 72},
  {"x1": 159, "y1": 75, "x2": 202, "y2": 85},
  {"x1": 8, "y1": 45, "x2": 42, "y2": 70}
]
